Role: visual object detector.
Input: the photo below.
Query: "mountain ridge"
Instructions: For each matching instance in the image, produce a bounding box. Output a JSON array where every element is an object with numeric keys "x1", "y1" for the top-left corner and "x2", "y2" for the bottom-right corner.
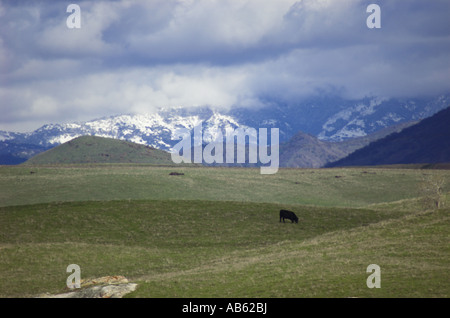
[
  {"x1": 279, "y1": 121, "x2": 416, "y2": 168},
  {"x1": 327, "y1": 106, "x2": 450, "y2": 167},
  {"x1": 1, "y1": 94, "x2": 449, "y2": 165}
]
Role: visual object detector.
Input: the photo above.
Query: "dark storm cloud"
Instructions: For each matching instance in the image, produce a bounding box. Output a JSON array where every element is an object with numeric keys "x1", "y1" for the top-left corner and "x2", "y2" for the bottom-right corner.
[{"x1": 0, "y1": 0, "x2": 449, "y2": 132}]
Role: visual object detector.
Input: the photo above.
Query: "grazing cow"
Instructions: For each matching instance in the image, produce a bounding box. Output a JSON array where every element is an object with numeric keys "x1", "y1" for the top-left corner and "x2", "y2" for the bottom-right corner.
[{"x1": 279, "y1": 209, "x2": 298, "y2": 223}]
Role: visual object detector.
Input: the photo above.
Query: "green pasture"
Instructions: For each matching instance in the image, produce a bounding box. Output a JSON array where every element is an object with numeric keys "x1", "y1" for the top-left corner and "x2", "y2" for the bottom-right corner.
[
  {"x1": 0, "y1": 165, "x2": 448, "y2": 297},
  {"x1": 0, "y1": 165, "x2": 438, "y2": 208}
]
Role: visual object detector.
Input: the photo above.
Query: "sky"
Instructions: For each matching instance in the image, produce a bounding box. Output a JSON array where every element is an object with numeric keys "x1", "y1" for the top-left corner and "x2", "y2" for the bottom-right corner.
[{"x1": 1, "y1": 0, "x2": 450, "y2": 132}]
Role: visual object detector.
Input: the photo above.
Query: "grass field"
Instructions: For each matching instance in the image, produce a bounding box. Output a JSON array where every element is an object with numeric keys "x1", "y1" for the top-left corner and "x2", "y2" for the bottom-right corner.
[{"x1": 0, "y1": 165, "x2": 449, "y2": 297}]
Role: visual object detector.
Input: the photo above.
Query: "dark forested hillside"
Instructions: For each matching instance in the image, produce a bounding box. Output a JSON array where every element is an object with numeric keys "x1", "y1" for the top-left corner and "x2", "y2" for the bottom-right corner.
[{"x1": 327, "y1": 106, "x2": 450, "y2": 167}]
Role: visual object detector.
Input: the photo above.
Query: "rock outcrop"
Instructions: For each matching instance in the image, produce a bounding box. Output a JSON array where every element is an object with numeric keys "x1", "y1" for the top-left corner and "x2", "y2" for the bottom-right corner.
[{"x1": 38, "y1": 276, "x2": 137, "y2": 298}]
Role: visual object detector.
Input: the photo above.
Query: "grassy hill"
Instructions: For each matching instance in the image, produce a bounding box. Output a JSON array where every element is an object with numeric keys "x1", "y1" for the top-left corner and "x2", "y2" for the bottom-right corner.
[
  {"x1": 0, "y1": 165, "x2": 438, "y2": 208},
  {"x1": 1, "y1": 199, "x2": 448, "y2": 298},
  {"x1": 23, "y1": 135, "x2": 174, "y2": 165},
  {"x1": 0, "y1": 164, "x2": 449, "y2": 298}
]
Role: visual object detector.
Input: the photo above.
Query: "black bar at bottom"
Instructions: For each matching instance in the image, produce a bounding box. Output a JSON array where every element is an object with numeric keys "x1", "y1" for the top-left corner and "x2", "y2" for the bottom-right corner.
[{"x1": 0, "y1": 297, "x2": 443, "y2": 316}]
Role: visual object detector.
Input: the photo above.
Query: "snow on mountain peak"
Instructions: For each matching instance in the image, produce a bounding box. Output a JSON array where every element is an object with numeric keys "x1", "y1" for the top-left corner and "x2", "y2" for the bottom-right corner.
[
  {"x1": 14, "y1": 108, "x2": 248, "y2": 151},
  {"x1": 1, "y1": 94, "x2": 449, "y2": 165}
]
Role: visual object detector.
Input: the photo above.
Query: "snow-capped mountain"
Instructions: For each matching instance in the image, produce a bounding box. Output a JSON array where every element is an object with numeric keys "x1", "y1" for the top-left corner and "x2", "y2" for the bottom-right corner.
[
  {"x1": 225, "y1": 94, "x2": 450, "y2": 144},
  {"x1": 316, "y1": 95, "x2": 450, "y2": 141},
  {"x1": 1, "y1": 94, "x2": 449, "y2": 165},
  {"x1": 0, "y1": 107, "x2": 250, "y2": 158}
]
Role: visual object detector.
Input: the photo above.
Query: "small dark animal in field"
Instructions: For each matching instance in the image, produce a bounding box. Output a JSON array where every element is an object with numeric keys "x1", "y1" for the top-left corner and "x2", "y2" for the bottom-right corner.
[
  {"x1": 279, "y1": 209, "x2": 298, "y2": 224},
  {"x1": 169, "y1": 172, "x2": 184, "y2": 176}
]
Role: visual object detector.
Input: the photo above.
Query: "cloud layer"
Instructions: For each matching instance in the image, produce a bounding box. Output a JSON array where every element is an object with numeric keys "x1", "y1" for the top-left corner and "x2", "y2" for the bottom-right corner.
[{"x1": 1, "y1": 0, "x2": 450, "y2": 131}]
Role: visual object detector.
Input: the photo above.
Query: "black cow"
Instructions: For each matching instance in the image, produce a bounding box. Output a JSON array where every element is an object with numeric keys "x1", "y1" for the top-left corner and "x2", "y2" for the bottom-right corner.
[{"x1": 279, "y1": 209, "x2": 298, "y2": 223}]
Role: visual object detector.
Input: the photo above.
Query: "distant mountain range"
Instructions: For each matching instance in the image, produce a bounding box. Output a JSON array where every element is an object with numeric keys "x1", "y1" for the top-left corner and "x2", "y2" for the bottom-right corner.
[
  {"x1": 1, "y1": 94, "x2": 449, "y2": 166},
  {"x1": 327, "y1": 106, "x2": 450, "y2": 167},
  {"x1": 279, "y1": 121, "x2": 416, "y2": 168}
]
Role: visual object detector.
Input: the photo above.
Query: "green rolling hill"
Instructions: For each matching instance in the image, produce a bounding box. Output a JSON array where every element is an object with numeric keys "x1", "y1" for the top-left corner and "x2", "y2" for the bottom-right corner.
[
  {"x1": 0, "y1": 165, "x2": 449, "y2": 298},
  {"x1": 23, "y1": 135, "x2": 175, "y2": 165}
]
